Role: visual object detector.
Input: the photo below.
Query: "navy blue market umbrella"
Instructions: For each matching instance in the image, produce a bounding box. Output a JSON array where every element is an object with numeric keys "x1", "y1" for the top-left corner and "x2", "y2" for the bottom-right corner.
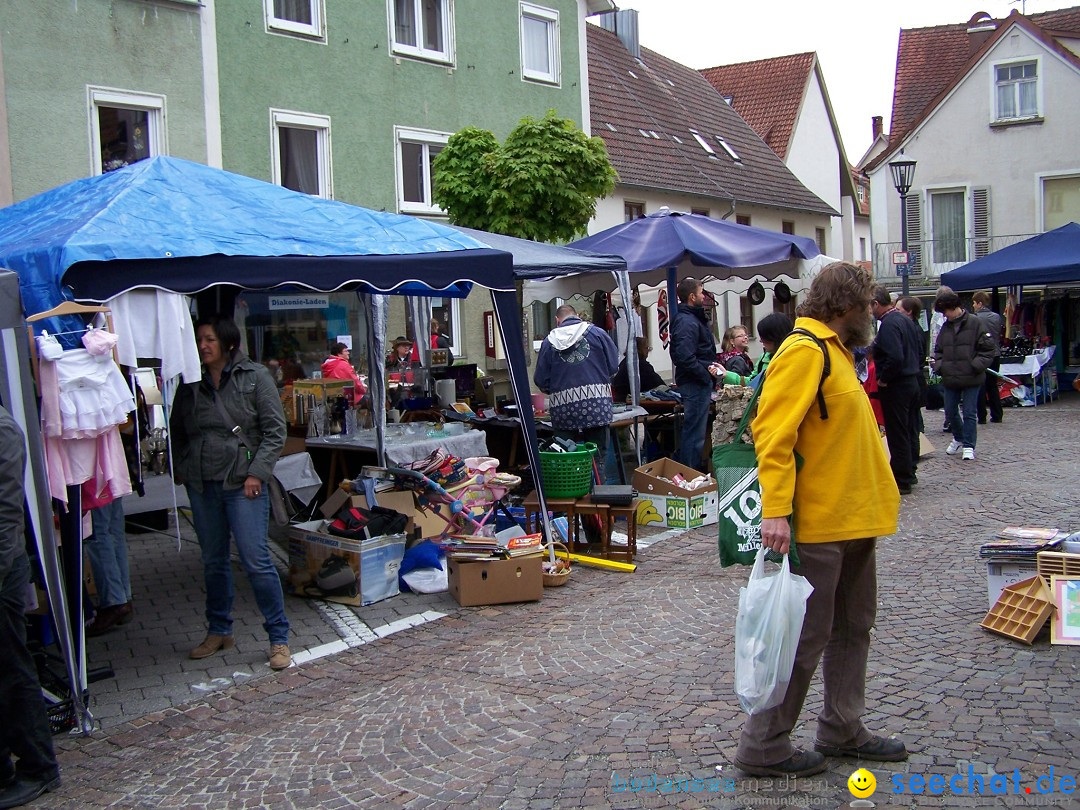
[{"x1": 941, "y1": 222, "x2": 1080, "y2": 290}]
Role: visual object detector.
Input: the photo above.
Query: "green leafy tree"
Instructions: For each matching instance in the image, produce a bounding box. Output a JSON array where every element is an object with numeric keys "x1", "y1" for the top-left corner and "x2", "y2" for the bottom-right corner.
[{"x1": 432, "y1": 110, "x2": 617, "y2": 242}]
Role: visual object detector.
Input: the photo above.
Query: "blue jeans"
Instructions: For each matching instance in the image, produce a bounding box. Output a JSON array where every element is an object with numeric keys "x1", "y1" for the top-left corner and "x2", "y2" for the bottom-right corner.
[
  {"x1": 944, "y1": 385, "x2": 981, "y2": 449},
  {"x1": 0, "y1": 553, "x2": 59, "y2": 781},
  {"x1": 87, "y1": 499, "x2": 131, "y2": 608},
  {"x1": 678, "y1": 382, "x2": 712, "y2": 471},
  {"x1": 186, "y1": 482, "x2": 289, "y2": 645}
]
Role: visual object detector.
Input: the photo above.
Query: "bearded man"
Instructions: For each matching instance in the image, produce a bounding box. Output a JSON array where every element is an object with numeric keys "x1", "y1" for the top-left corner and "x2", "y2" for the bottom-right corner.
[{"x1": 733, "y1": 262, "x2": 905, "y2": 778}]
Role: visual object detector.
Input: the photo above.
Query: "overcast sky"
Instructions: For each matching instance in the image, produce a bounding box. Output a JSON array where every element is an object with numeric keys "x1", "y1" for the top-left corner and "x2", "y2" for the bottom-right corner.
[{"x1": 618, "y1": 0, "x2": 1076, "y2": 162}]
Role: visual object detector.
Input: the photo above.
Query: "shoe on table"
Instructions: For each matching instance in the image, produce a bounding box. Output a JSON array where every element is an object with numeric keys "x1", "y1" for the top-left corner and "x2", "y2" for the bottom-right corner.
[
  {"x1": 945, "y1": 440, "x2": 962, "y2": 455},
  {"x1": 733, "y1": 749, "x2": 827, "y2": 778},
  {"x1": 269, "y1": 644, "x2": 291, "y2": 670},
  {"x1": 190, "y1": 634, "x2": 234, "y2": 660},
  {"x1": 962, "y1": 446, "x2": 976, "y2": 460},
  {"x1": 815, "y1": 735, "x2": 908, "y2": 762},
  {"x1": 0, "y1": 773, "x2": 62, "y2": 810}
]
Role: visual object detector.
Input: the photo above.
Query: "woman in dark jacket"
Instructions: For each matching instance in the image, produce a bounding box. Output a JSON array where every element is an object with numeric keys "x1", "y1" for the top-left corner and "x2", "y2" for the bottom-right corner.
[{"x1": 170, "y1": 316, "x2": 291, "y2": 670}]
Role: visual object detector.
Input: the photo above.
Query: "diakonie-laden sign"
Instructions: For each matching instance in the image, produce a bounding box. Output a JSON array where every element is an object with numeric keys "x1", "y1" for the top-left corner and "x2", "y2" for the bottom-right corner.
[{"x1": 269, "y1": 294, "x2": 330, "y2": 310}]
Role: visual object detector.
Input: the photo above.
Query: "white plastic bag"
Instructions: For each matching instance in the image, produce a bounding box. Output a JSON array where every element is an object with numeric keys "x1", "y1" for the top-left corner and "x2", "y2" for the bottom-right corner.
[
  {"x1": 401, "y1": 566, "x2": 448, "y2": 594},
  {"x1": 734, "y1": 547, "x2": 814, "y2": 715}
]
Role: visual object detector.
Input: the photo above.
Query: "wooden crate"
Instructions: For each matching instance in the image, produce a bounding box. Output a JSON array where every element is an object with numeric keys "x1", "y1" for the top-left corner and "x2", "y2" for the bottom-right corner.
[
  {"x1": 1037, "y1": 551, "x2": 1080, "y2": 579},
  {"x1": 980, "y1": 575, "x2": 1055, "y2": 645}
]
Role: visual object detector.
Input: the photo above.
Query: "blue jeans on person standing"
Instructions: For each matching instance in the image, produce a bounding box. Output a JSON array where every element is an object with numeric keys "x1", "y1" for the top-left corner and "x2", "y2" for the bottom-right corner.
[
  {"x1": 185, "y1": 482, "x2": 289, "y2": 645},
  {"x1": 0, "y1": 553, "x2": 59, "y2": 782},
  {"x1": 87, "y1": 499, "x2": 132, "y2": 608},
  {"x1": 678, "y1": 382, "x2": 712, "y2": 471},
  {"x1": 944, "y1": 385, "x2": 981, "y2": 449}
]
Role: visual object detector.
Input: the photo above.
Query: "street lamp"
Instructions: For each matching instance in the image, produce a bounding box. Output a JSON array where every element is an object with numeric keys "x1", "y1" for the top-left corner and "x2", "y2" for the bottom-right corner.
[{"x1": 889, "y1": 159, "x2": 917, "y2": 296}]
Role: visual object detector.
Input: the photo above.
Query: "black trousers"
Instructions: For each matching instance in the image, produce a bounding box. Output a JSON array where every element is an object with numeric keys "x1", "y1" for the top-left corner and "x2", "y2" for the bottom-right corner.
[
  {"x1": 978, "y1": 359, "x2": 1003, "y2": 422},
  {"x1": 0, "y1": 553, "x2": 59, "y2": 781},
  {"x1": 878, "y1": 376, "x2": 922, "y2": 488}
]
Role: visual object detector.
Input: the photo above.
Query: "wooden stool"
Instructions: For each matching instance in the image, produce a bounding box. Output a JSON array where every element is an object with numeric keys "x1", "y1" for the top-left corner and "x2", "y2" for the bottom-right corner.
[
  {"x1": 521, "y1": 491, "x2": 579, "y2": 549},
  {"x1": 573, "y1": 495, "x2": 612, "y2": 556},
  {"x1": 608, "y1": 498, "x2": 641, "y2": 563}
]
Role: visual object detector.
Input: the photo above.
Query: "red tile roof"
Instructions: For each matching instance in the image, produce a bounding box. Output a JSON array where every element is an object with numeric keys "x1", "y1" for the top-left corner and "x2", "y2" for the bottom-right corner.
[
  {"x1": 872, "y1": 6, "x2": 1080, "y2": 171},
  {"x1": 699, "y1": 52, "x2": 816, "y2": 161},
  {"x1": 586, "y1": 26, "x2": 834, "y2": 216}
]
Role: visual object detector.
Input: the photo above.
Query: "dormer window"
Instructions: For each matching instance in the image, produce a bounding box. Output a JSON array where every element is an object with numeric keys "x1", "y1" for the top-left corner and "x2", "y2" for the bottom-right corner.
[
  {"x1": 716, "y1": 136, "x2": 741, "y2": 163},
  {"x1": 994, "y1": 59, "x2": 1038, "y2": 121}
]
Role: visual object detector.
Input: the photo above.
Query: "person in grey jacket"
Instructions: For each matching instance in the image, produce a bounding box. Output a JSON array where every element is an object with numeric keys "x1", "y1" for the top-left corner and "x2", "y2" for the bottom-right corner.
[
  {"x1": 932, "y1": 288, "x2": 996, "y2": 461},
  {"x1": 0, "y1": 406, "x2": 62, "y2": 809},
  {"x1": 971, "y1": 290, "x2": 1004, "y2": 424},
  {"x1": 170, "y1": 316, "x2": 291, "y2": 670}
]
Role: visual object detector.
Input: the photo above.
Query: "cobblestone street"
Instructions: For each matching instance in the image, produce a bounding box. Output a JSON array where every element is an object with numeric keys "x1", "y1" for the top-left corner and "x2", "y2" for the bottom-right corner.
[{"x1": 37, "y1": 394, "x2": 1080, "y2": 809}]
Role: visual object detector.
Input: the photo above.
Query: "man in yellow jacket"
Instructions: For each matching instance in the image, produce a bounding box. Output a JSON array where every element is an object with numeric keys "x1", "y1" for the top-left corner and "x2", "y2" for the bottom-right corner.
[{"x1": 734, "y1": 262, "x2": 904, "y2": 778}]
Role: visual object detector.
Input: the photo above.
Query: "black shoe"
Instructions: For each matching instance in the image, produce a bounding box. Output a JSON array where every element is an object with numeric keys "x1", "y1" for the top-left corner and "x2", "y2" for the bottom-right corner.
[
  {"x1": 977, "y1": 418, "x2": 987, "y2": 425},
  {"x1": 990, "y1": 418, "x2": 1003, "y2": 423},
  {"x1": 911, "y1": 474, "x2": 919, "y2": 485},
  {"x1": 897, "y1": 483, "x2": 912, "y2": 495},
  {"x1": 734, "y1": 750, "x2": 827, "y2": 778},
  {"x1": 0, "y1": 774, "x2": 62, "y2": 809},
  {"x1": 815, "y1": 735, "x2": 908, "y2": 762},
  {"x1": 0, "y1": 759, "x2": 13, "y2": 789}
]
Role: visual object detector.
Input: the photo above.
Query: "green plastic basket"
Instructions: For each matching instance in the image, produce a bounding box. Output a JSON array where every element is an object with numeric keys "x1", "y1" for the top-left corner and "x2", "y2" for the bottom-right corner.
[{"x1": 539, "y1": 442, "x2": 597, "y2": 498}]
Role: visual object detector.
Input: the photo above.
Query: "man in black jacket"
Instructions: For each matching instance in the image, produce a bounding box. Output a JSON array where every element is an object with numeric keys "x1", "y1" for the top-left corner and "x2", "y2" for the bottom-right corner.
[
  {"x1": 871, "y1": 287, "x2": 924, "y2": 494},
  {"x1": 932, "y1": 287, "x2": 996, "y2": 461},
  {"x1": 669, "y1": 278, "x2": 720, "y2": 470},
  {"x1": 972, "y1": 291, "x2": 1004, "y2": 424},
  {"x1": 0, "y1": 406, "x2": 61, "y2": 809}
]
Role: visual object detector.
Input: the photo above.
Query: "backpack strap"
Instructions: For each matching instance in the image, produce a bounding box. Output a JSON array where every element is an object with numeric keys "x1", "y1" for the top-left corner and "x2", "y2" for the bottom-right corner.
[{"x1": 784, "y1": 327, "x2": 831, "y2": 420}]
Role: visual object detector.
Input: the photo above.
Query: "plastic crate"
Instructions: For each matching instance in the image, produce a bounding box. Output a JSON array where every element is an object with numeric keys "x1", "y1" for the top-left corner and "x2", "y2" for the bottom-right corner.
[{"x1": 539, "y1": 443, "x2": 596, "y2": 498}]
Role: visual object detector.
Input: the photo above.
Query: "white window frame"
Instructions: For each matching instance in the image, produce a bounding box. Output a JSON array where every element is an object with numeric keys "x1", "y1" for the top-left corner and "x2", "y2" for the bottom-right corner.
[
  {"x1": 926, "y1": 185, "x2": 969, "y2": 272},
  {"x1": 270, "y1": 109, "x2": 333, "y2": 199},
  {"x1": 264, "y1": 0, "x2": 325, "y2": 39},
  {"x1": 1037, "y1": 169, "x2": 1080, "y2": 231},
  {"x1": 519, "y1": 2, "x2": 560, "y2": 86},
  {"x1": 389, "y1": 0, "x2": 454, "y2": 65},
  {"x1": 394, "y1": 126, "x2": 450, "y2": 215},
  {"x1": 990, "y1": 56, "x2": 1042, "y2": 123},
  {"x1": 87, "y1": 87, "x2": 166, "y2": 176},
  {"x1": 531, "y1": 297, "x2": 565, "y2": 352}
]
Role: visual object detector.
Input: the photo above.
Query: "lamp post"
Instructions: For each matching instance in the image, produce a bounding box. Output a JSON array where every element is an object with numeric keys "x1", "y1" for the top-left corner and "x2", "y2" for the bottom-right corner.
[{"x1": 889, "y1": 159, "x2": 917, "y2": 297}]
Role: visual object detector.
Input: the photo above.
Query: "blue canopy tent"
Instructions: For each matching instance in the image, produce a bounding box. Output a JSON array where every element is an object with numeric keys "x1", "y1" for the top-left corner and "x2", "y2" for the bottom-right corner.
[
  {"x1": 0, "y1": 156, "x2": 557, "y2": 734},
  {"x1": 566, "y1": 208, "x2": 821, "y2": 414},
  {"x1": 941, "y1": 222, "x2": 1080, "y2": 290}
]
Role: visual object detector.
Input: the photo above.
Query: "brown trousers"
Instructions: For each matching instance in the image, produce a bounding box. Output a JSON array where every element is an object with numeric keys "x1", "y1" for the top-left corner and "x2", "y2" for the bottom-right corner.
[{"x1": 736, "y1": 538, "x2": 878, "y2": 766}]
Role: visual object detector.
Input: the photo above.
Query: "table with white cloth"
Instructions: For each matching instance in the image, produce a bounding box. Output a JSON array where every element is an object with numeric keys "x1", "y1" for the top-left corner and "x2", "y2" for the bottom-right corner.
[
  {"x1": 1000, "y1": 346, "x2": 1057, "y2": 405},
  {"x1": 306, "y1": 424, "x2": 489, "y2": 497}
]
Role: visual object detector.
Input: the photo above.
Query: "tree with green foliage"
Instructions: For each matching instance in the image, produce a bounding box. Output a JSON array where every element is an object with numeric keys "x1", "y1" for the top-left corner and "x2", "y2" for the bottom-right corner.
[{"x1": 432, "y1": 110, "x2": 617, "y2": 242}]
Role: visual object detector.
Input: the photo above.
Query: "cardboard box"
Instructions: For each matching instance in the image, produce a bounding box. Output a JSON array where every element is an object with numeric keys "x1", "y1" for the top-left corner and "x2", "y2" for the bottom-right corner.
[
  {"x1": 632, "y1": 457, "x2": 718, "y2": 529},
  {"x1": 446, "y1": 555, "x2": 543, "y2": 607},
  {"x1": 287, "y1": 520, "x2": 405, "y2": 606},
  {"x1": 985, "y1": 560, "x2": 1039, "y2": 610}
]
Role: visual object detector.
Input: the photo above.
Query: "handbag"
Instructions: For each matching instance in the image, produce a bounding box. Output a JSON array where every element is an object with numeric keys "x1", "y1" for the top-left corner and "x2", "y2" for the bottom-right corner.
[{"x1": 712, "y1": 374, "x2": 800, "y2": 568}]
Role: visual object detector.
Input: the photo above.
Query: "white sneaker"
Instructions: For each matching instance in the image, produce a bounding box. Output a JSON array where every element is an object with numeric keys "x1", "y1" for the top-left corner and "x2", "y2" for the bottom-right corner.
[
  {"x1": 962, "y1": 447, "x2": 975, "y2": 461},
  {"x1": 945, "y1": 440, "x2": 962, "y2": 455}
]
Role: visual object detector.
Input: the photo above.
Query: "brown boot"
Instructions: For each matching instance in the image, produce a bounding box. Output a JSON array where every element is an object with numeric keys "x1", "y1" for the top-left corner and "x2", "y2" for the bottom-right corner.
[
  {"x1": 268, "y1": 644, "x2": 291, "y2": 670},
  {"x1": 86, "y1": 606, "x2": 123, "y2": 637},
  {"x1": 115, "y1": 602, "x2": 134, "y2": 625},
  {"x1": 189, "y1": 634, "x2": 234, "y2": 660}
]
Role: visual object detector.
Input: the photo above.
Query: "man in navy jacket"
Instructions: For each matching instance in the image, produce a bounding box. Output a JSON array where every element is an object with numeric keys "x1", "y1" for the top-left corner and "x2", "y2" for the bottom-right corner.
[{"x1": 669, "y1": 278, "x2": 719, "y2": 471}]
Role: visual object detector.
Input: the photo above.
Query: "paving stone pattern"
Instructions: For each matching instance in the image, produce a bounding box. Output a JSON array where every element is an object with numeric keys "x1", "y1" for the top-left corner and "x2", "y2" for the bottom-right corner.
[{"x1": 39, "y1": 396, "x2": 1080, "y2": 808}]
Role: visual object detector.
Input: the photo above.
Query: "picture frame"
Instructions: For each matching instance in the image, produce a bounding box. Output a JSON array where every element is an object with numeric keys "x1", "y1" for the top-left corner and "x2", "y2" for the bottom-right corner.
[
  {"x1": 1049, "y1": 576, "x2": 1080, "y2": 645},
  {"x1": 451, "y1": 402, "x2": 475, "y2": 417}
]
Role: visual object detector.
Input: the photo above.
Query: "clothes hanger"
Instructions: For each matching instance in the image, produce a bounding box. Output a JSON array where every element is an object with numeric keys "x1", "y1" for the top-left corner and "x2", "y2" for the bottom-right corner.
[{"x1": 26, "y1": 301, "x2": 111, "y2": 323}]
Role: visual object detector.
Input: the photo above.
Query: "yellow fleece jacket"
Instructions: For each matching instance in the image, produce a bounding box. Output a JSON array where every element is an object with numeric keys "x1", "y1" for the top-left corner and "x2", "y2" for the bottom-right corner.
[{"x1": 752, "y1": 317, "x2": 899, "y2": 543}]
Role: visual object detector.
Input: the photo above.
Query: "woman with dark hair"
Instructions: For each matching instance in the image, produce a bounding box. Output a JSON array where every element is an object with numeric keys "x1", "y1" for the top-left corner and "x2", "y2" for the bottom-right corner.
[
  {"x1": 321, "y1": 341, "x2": 366, "y2": 402},
  {"x1": 170, "y1": 316, "x2": 291, "y2": 670}
]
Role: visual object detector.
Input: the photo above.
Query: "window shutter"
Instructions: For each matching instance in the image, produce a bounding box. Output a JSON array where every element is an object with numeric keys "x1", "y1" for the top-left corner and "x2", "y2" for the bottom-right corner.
[
  {"x1": 972, "y1": 187, "x2": 991, "y2": 258},
  {"x1": 905, "y1": 194, "x2": 922, "y2": 274}
]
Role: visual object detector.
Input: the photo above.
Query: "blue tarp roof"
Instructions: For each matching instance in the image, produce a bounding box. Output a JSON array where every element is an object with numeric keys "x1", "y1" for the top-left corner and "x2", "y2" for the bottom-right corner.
[
  {"x1": 0, "y1": 156, "x2": 513, "y2": 314},
  {"x1": 941, "y1": 222, "x2": 1080, "y2": 290},
  {"x1": 443, "y1": 224, "x2": 626, "y2": 279}
]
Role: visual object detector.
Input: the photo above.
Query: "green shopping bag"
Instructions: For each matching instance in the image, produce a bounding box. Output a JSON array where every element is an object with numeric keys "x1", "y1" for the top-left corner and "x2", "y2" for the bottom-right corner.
[{"x1": 713, "y1": 382, "x2": 799, "y2": 568}]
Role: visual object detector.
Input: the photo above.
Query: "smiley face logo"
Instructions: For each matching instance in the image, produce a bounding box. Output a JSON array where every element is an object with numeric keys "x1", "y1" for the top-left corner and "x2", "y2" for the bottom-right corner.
[{"x1": 848, "y1": 768, "x2": 876, "y2": 798}]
